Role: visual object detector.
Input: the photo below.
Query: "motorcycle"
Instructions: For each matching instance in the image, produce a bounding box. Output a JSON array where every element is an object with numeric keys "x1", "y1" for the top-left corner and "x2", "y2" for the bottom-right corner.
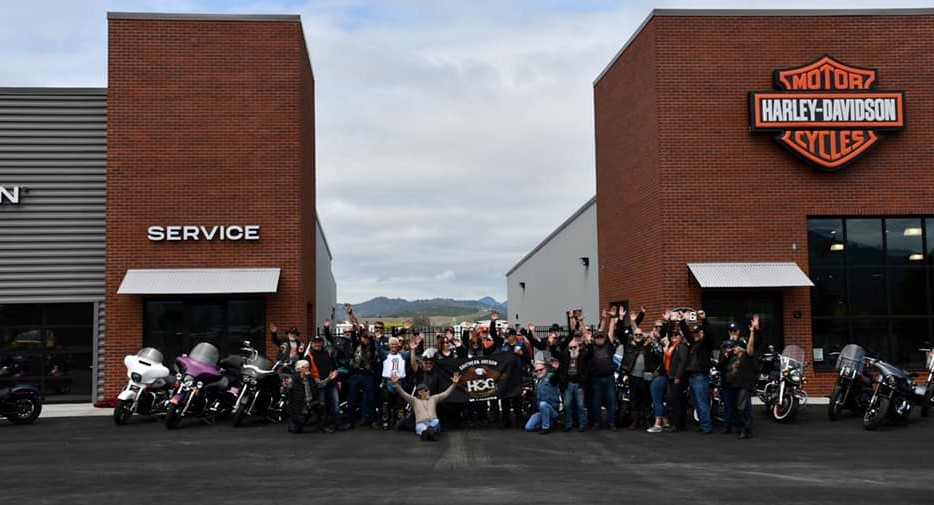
[
  {"x1": 230, "y1": 343, "x2": 290, "y2": 427},
  {"x1": 756, "y1": 344, "x2": 808, "y2": 422},
  {"x1": 827, "y1": 344, "x2": 873, "y2": 421},
  {"x1": 164, "y1": 342, "x2": 234, "y2": 429},
  {"x1": 862, "y1": 354, "x2": 925, "y2": 430},
  {"x1": 0, "y1": 364, "x2": 42, "y2": 425},
  {"x1": 113, "y1": 347, "x2": 174, "y2": 425},
  {"x1": 919, "y1": 344, "x2": 934, "y2": 417}
]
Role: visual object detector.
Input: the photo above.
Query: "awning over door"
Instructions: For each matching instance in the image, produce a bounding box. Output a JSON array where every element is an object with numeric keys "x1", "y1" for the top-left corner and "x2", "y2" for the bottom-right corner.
[
  {"x1": 117, "y1": 268, "x2": 281, "y2": 295},
  {"x1": 687, "y1": 263, "x2": 814, "y2": 288}
]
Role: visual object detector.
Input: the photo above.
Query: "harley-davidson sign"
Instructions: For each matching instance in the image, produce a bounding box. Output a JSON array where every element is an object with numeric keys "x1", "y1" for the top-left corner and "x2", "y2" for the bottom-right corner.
[{"x1": 749, "y1": 55, "x2": 905, "y2": 171}]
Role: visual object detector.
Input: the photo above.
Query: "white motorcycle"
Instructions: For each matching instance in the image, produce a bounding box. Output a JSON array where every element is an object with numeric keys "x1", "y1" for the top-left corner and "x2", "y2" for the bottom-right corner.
[{"x1": 113, "y1": 347, "x2": 174, "y2": 425}]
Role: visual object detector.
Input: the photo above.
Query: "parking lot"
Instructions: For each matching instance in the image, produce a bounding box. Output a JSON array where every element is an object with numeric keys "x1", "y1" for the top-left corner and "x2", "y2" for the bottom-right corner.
[{"x1": 2, "y1": 406, "x2": 930, "y2": 505}]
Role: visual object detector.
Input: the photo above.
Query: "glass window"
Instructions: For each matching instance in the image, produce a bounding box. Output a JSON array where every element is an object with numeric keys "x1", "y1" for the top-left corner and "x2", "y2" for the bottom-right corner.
[
  {"x1": 44, "y1": 304, "x2": 93, "y2": 326},
  {"x1": 810, "y1": 268, "x2": 847, "y2": 317},
  {"x1": 811, "y1": 318, "x2": 849, "y2": 368},
  {"x1": 888, "y1": 268, "x2": 928, "y2": 316},
  {"x1": 808, "y1": 218, "x2": 845, "y2": 267},
  {"x1": 848, "y1": 268, "x2": 886, "y2": 316},
  {"x1": 0, "y1": 304, "x2": 40, "y2": 327},
  {"x1": 846, "y1": 219, "x2": 884, "y2": 265},
  {"x1": 890, "y1": 318, "x2": 930, "y2": 367},
  {"x1": 228, "y1": 300, "x2": 265, "y2": 353},
  {"x1": 850, "y1": 318, "x2": 890, "y2": 359},
  {"x1": 145, "y1": 301, "x2": 185, "y2": 363},
  {"x1": 886, "y1": 218, "x2": 924, "y2": 266}
]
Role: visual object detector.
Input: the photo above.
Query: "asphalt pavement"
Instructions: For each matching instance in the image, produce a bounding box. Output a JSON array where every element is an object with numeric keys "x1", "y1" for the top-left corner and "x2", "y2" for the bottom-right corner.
[{"x1": 1, "y1": 405, "x2": 930, "y2": 505}]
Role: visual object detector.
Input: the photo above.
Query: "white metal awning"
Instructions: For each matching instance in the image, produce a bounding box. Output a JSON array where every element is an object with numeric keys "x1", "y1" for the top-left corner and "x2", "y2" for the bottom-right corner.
[
  {"x1": 687, "y1": 263, "x2": 814, "y2": 288},
  {"x1": 117, "y1": 268, "x2": 281, "y2": 295}
]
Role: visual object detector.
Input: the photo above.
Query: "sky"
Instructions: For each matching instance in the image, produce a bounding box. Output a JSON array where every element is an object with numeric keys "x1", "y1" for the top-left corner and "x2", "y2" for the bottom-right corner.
[{"x1": 2, "y1": 0, "x2": 930, "y2": 304}]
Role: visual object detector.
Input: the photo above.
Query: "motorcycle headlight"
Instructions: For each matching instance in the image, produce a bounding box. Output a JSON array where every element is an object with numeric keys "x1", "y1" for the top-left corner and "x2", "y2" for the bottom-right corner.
[
  {"x1": 884, "y1": 375, "x2": 896, "y2": 387},
  {"x1": 183, "y1": 376, "x2": 194, "y2": 387},
  {"x1": 790, "y1": 370, "x2": 802, "y2": 383},
  {"x1": 130, "y1": 372, "x2": 142, "y2": 383}
]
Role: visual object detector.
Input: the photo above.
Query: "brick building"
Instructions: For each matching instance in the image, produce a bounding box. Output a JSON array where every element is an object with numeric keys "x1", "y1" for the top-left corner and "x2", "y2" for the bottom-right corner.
[
  {"x1": 595, "y1": 9, "x2": 934, "y2": 391},
  {"x1": 0, "y1": 13, "x2": 332, "y2": 402}
]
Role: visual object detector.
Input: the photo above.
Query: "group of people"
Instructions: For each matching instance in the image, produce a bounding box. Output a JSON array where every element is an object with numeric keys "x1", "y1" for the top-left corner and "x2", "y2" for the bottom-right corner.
[{"x1": 275, "y1": 303, "x2": 761, "y2": 442}]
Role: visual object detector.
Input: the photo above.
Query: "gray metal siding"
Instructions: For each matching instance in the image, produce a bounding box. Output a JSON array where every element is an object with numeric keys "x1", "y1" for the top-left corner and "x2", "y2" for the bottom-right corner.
[{"x1": 0, "y1": 89, "x2": 107, "y2": 303}]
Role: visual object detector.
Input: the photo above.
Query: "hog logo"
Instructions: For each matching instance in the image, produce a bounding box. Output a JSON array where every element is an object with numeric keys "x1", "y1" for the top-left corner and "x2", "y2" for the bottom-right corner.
[
  {"x1": 749, "y1": 55, "x2": 905, "y2": 171},
  {"x1": 458, "y1": 364, "x2": 506, "y2": 400}
]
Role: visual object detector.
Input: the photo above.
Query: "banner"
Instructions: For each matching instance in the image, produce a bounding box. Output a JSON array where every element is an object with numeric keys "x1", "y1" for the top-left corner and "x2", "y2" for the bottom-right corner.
[{"x1": 433, "y1": 352, "x2": 524, "y2": 403}]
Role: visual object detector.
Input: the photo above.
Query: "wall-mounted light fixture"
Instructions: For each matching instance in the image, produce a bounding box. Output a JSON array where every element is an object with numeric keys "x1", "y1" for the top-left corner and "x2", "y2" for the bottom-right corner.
[
  {"x1": 579, "y1": 257, "x2": 590, "y2": 267},
  {"x1": 519, "y1": 282, "x2": 526, "y2": 289}
]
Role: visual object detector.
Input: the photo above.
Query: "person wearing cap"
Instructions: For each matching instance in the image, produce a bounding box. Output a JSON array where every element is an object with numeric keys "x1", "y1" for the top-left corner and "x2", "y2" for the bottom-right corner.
[
  {"x1": 524, "y1": 361, "x2": 561, "y2": 434},
  {"x1": 391, "y1": 371, "x2": 462, "y2": 441},
  {"x1": 306, "y1": 333, "x2": 342, "y2": 433},
  {"x1": 719, "y1": 321, "x2": 744, "y2": 434},
  {"x1": 345, "y1": 305, "x2": 382, "y2": 430},
  {"x1": 685, "y1": 310, "x2": 715, "y2": 434},
  {"x1": 270, "y1": 324, "x2": 305, "y2": 362},
  {"x1": 497, "y1": 327, "x2": 530, "y2": 428},
  {"x1": 377, "y1": 327, "x2": 420, "y2": 431},
  {"x1": 723, "y1": 315, "x2": 759, "y2": 439},
  {"x1": 586, "y1": 328, "x2": 619, "y2": 431}
]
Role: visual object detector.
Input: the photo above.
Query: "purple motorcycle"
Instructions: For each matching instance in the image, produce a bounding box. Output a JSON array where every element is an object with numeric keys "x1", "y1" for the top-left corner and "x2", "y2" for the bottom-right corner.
[{"x1": 165, "y1": 342, "x2": 233, "y2": 429}]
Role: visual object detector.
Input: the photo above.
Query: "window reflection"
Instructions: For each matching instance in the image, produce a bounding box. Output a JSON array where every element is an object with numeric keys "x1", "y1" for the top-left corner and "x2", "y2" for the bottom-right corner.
[
  {"x1": 886, "y1": 218, "x2": 924, "y2": 265},
  {"x1": 846, "y1": 219, "x2": 883, "y2": 265}
]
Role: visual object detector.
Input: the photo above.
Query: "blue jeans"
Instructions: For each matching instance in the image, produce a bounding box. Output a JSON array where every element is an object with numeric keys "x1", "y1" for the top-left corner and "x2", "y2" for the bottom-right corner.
[
  {"x1": 525, "y1": 401, "x2": 559, "y2": 431},
  {"x1": 590, "y1": 375, "x2": 616, "y2": 426},
  {"x1": 415, "y1": 418, "x2": 441, "y2": 436},
  {"x1": 689, "y1": 373, "x2": 713, "y2": 432},
  {"x1": 722, "y1": 386, "x2": 753, "y2": 431},
  {"x1": 348, "y1": 374, "x2": 378, "y2": 423},
  {"x1": 319, "y1": 383, "x2": 341, "y2": 426},
  {"x1": 650, "y1": 375, "x2": 668, "y2": 419},
  {"x1": 564, "y1": 382, "x2": 587, "y2": 428}
]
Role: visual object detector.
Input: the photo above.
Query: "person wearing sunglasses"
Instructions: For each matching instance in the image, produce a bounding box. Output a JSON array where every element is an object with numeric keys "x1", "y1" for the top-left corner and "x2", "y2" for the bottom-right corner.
[
  {"x1": 552, "y1": 333, "x2": 591, "y2": 432},
  {"x1": 524, "y1": 362, "x2": 561, "y2": 434}
]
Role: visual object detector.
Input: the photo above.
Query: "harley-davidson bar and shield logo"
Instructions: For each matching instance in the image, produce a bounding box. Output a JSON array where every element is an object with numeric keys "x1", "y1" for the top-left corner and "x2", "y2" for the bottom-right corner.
[{"x1": 749, "y1": 55, "x2": 905, "y2": 171}]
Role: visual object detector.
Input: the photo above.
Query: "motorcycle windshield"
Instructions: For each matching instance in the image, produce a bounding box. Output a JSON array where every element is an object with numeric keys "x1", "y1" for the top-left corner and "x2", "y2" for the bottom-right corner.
[
  {"x1": 781, "y1": 345, "x2": 806, "y2": 369},
  {"x1": 175, "y1": 356, "x2": 223, "y2": 381},
  {"x1": 188, "y1": 342, "x2": 220, "y2": 366},
  {"x1": 136, "y1": 347, "x2": 165, "y2": 365},
  {"x1": 836, "y1": 344, "x2": 865, "y2": 371}
]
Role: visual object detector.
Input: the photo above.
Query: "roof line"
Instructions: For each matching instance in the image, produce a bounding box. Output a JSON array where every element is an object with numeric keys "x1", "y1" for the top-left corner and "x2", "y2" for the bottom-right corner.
[
  {"x1": 506, "y1": 196, "x2": 596, "y2": 277},
  {"x1": 594, "y1": 8, "x2": 934, "y2": 86},
  {"x1": 316, "y1": 213, "x2": 333, "y2": 261},
  {"x1": 0, "y1": 87, "x2": 106, "y2": 94},
  {"x1": 108, "y1": 12, "x2": 301, "y2": 22}
]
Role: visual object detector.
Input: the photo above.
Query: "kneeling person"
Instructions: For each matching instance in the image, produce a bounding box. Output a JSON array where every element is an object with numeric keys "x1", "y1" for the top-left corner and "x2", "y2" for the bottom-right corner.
[
  {"x1": 392, "y1": 372, "x2": 462, "y2": 441},
  {"x1": 525, "y1": 361, "x2": 561, "y2": 434}
]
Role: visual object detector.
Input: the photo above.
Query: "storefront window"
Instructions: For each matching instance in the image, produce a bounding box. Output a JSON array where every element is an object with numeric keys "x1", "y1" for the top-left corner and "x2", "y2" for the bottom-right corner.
[
  {"x1": 143, "y1": 298, "x2": 265, "y2": 364},
  {"x1": 0, "y1": 303, "x2": 93, "y2": 403},
  {"x1": 810, "y1": 216, "x2": 934, "y2": 368}
]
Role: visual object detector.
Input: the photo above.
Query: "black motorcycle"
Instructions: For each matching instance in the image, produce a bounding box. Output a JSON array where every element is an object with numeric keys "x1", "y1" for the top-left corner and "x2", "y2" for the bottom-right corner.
[
  {"x1": 862, "y1": 355, "x2": 924, "y2": 430},
  {"x1": 756, "y1": 345, "x2": 808, "y2": 422},
  {"x1": 919, "y1": 344, "x2": 934, "y2": 417},
  {"x1": 230, "y1": 345, "x2": 290, "y2": 427},
  {"x1": 0, "y1": 364, "x2": 43, "y2": 425},
  {"x1": 827, "y1": 344, "x2": 873, "y2": 421}
]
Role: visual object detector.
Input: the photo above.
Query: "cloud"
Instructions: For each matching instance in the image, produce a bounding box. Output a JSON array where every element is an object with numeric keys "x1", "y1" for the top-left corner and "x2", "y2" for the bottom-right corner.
[{"x1": 2, "y1": 0, "x2": 932, "y2": 304}]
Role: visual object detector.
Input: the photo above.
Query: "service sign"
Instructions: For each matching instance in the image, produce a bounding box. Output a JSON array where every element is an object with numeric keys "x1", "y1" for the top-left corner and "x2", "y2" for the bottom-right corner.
[{"x1": 749, "y1": 55, "x2": 905, "y2": 171}]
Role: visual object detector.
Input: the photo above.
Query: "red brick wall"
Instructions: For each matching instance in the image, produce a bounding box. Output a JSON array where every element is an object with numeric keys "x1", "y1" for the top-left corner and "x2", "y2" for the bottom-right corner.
[
  {"x1": 595, "y1": 13, "x2": 934, "y2": 393},
  {"x1": 105, "y1": 15, "x2": 316, "y2": 397}
]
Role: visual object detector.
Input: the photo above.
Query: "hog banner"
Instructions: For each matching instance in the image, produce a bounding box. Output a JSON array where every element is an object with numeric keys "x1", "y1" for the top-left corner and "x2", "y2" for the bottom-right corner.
[{"x1": 433, "y1": 352, "x2": 524, "y2": 403}]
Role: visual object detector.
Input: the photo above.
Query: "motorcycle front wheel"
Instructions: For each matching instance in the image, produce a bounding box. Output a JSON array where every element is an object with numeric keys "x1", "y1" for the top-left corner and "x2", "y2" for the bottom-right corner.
[
  {"x1": 771, "y1": 388, "x2": 798, "y2": 423},
  {"x1": 863, "y1": 397, "x2": 889, "y2": 430},
  {"x1": 231, "y1": 397, "x2": 250, "y2": 427},
  {"x1": 8, "y1": 397, "x2": 42, "y2": 425},
  {"x1": 164, "y1": 403, "x2": 182, "y2": 430},
  {"x1": 827, "y1": 386, "x2": 844, "y2": 421},
  {"x1": 113, "y1": 398, "x2": 133, "y2": 425}
]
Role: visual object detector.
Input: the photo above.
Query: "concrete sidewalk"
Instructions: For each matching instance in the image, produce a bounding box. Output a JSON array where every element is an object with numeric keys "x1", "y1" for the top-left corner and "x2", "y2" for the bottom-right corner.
[{"x1": 42, "y1": 403, "x2": 113, "y2": 418}]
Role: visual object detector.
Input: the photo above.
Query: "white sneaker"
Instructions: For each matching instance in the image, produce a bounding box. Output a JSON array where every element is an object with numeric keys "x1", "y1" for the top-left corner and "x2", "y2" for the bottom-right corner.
[{"x1": 646, "y1": 425, "x2": 663, "y2": 433}]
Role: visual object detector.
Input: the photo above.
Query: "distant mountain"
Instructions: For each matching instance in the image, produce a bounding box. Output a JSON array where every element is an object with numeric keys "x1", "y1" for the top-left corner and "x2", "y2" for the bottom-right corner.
[{"x1": 344, "y1": 296, "x2": 507, "y2": 318}]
